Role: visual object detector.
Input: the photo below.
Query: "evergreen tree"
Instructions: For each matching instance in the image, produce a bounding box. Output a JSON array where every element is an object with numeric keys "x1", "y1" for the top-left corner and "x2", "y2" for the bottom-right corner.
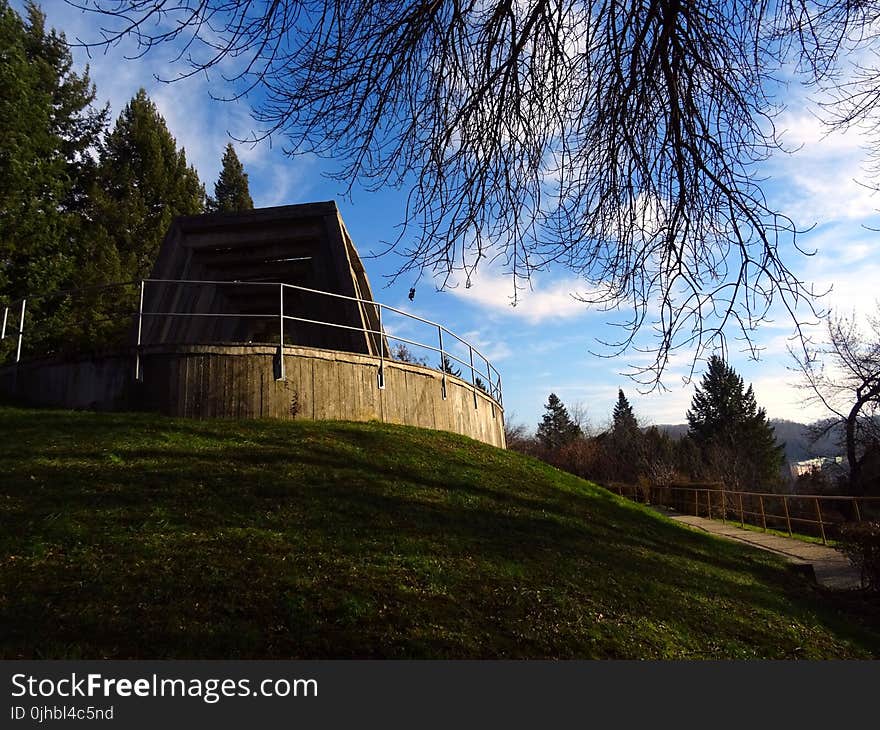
[
  {"x1": 92, "y1": 89, "x2": 205, "y2": 281},
  {"x1": 207, "y1": 143, "x2": 254, "y2": 213},
  {"x1": 606, "y1": 389, "x2": 644, "y2": 484},
  {"x1": 438, "y1": 355, "x2": 462, "y2": 378},
  {"x1": 687, "y1": 355, "x2": 785, "y2": 489},
  {"x1": 0, "y1": 0, "x2": 106, "y2": 300},
  {"x1": 536, "y1": 393, "x2": 582, "y2": 451},
  {"x1": 611, "y1": 389, "x2": 639, "y2": 438}
]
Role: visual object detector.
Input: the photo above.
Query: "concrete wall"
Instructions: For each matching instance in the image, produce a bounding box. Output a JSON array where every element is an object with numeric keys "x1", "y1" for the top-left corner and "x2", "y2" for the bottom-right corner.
[{"x1": 0, "y1": 345, "x2": 506, "y2": 449}]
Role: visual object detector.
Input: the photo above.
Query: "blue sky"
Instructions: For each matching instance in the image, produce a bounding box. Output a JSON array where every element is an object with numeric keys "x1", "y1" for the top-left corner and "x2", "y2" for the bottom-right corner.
[{"x1": 29, "y1": 1, "x2": 880, "y2": 431}]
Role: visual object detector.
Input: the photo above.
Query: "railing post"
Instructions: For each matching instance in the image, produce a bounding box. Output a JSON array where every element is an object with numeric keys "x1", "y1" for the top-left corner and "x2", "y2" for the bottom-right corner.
[
  {"x1": 377, "y1": 304, "x2": 385, "y2": 389},
  {"x1": 16, "y1": 298, "x2": 26, "y2": 363},
  {"x1": 135, "y1": 280, "x2": 145, "y2": 381},
  {"x1": 277, "y1": 283, "x2": 286, "y2": 381},
  {"x1": 854, "y1": 498, "x2": 862, "y2": 522},
  {"x1": 469, "y1": 345, "x2": 477, "y2": 408},
  {"x1": 438, "y1": 325, "x2": 446, "y2": 399},
  {"x1": 738, "y1": 492, "x2": 745, "y2": 528},
  {"x1": 720, "y1": 486, "x2": 726, "y2": 524},
  {"x1": 815, "y1": 498, "x2": 827, "y2": 545},
  {"x1": 782, "y1": 495, "x2": 792, "y2": 537},
  {"x1": 759, "y1": 495, "x2": 767, "y2": 531},
  {"x1": 694, "y1": 489, "x2": 698, "y2": 517},
  {"x1": 1, "y1": 305, "x2": 7, "y2": 340},
  {"x1": 485, "y1": 356, "x2": 496, "y2": 416},
  {"x1": 706, "y1": 490, "x2": 712, "y2": 519}
]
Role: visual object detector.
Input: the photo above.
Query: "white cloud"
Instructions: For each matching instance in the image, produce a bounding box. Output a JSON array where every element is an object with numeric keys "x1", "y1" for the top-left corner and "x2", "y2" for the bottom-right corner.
[
  {"x1": 459, "y1": 329, "x2": 513, "y2": 363},
  {"x1": 769, "y1": 110, "x2": 880, "y2": 224},
  {"x1": 447, "y1": 267, "x2": 595, "y2": 324},
  {"x1": 752, "y1": 381, "x2": 823, "y2": 422}
]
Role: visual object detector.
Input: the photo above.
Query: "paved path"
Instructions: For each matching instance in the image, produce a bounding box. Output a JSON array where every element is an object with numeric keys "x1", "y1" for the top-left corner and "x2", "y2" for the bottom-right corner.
[{"x1": 652, "y1": 506, "x2": 862, "y2": 590}]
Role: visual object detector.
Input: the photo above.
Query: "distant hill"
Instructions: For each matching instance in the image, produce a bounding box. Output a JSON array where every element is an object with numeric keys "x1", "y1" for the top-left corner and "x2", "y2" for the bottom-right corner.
[
  {"x1": 770, "y1": 419, "x2": 844, "y2": 462},
  {"x1": 656, "y1": 419, "x2": 845, "y2": 463}
]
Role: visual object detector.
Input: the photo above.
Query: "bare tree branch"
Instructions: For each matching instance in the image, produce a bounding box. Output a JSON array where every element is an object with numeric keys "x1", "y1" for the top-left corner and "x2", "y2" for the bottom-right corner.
[
  {"x1": 65, "y1": 0, "x2": 852, "y2": 383},
  {"x1": 789, "y1": 305, "x2": 880, "y2": 494}
]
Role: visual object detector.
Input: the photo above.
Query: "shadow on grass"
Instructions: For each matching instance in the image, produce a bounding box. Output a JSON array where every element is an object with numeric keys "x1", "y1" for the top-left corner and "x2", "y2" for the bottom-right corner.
[{"x1": 1, "y1": 407, "x2": 878, "y2": 658}]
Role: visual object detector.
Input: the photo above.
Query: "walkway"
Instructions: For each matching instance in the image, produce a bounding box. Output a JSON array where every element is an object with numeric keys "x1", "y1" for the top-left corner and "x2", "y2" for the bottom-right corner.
[{"x1": 652, "y1": 507, "x2": 862, "y2": 590}]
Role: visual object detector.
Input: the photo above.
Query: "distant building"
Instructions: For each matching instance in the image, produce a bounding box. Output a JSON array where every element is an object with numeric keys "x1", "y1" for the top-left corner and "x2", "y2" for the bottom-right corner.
[{"x1": 789, "y1": 456, "x2": 845, "y2": 479}]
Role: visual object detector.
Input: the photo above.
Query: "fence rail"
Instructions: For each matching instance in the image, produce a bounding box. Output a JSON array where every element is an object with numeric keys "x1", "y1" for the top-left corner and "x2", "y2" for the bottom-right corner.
[
  {"x1": 1, "y1": 279, "x2": 503, "y2": 407},
  {"x1": 613, "y1": 483, "x2": 880, "y2": 544}
]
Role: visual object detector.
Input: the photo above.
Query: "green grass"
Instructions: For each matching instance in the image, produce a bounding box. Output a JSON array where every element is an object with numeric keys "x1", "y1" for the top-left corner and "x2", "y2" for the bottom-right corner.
[
  {"x1": 0, "y1": 405, "x2": 878, "y2": 659},
  {"x1": 734, "y1": 520, "x2": 838, "y2": 546},
  {"x1": 654, "y1": 504, "x2": 838, "y2": 546}
]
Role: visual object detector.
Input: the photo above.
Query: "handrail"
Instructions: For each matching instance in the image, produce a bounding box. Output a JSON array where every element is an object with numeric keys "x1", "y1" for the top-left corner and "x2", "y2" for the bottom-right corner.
[
  {"x1": 613, "y1": 483, "x2": 880, "y2": 545},
  {"x1": 1, "y1": 278, "x2": 504, "y2": 407},
  {"x1": 655, "y1": 484, "x2": 880, "y2": 504},
  {"x1": 1, "y1": 279, "x2": 139, "y2": 309}
]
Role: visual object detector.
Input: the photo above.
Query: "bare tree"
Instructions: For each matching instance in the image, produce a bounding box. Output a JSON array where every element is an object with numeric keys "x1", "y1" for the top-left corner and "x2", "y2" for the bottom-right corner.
[
  {"x1": 70, "y1": 1, "x2": 880, "y2": 382},
  {"x1": 503, "y1": 417, "x2": 537, "y2": 455},
  {"x1": 567, "y1": 400, "x2": 592, "y2": 436},
  {"x1": 790, "y1": 307, "x2": 880, "y2": 496}
]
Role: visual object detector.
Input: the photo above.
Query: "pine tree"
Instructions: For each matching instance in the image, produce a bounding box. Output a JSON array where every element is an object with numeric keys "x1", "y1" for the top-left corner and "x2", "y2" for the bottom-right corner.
[
  {"x1": 207, "y1": 143, "x2": 254, "y2": 213},
  {"x1": 438, "y1": 355, "x2": 462, "y2": 378},
  {"x1": 536, "y1": 393, "x2": 582, "y2": 451},
  {"x1": 687, "y1": 355, "x2": 785, "y2": 488},
  {"x1": 612, "y1": 389, "x2": 639, "y2": 438},
  {"x1": 606, "y1": 389, "x2": 644, "y2": 483},
  {"x1": 0, "y1": 0, "x2": 106, "y2": 300},
  {"x1": 92, "y1": 89, "x2": 205, "y2": 281}
]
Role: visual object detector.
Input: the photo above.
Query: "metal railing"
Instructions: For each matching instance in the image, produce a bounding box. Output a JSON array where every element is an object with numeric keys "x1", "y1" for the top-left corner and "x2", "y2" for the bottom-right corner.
[
  {"x1": 1, "y1": 279, "x2": 503, "y2": 407},
  {"x1": 613, "y1": 483, "x2": 880, "y2": 544}
]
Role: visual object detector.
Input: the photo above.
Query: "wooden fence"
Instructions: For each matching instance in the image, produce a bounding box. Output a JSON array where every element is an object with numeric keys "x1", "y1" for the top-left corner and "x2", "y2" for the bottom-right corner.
[{"x1": 612, "y1": 483, "x2": 880, "y2": 545}]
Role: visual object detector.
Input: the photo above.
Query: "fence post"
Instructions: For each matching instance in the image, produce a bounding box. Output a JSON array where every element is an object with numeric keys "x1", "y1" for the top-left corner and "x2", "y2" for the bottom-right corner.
[
  {"x1": 277, "y1": 283, "x2": 286, "y2": 381},
  {"x1": 815, "y1": 498, "x2": 827, "y2": 545},
  {"x1": 706, "y1": 490, "x2": 712, "y2": 519},
  {"x1": 469, "y1": 345, "x2": 477, "y2": 409},
  {"x1": 485, "y1": 355, "x2": 496, "y2": 416},
  {"x1": 438, "y1": 325, "x2": 447, "y2": 399},
  {"x1": 15, "y1": 298, "x2": 26, "y2": 363},
  {"x1": 759, "y1": 495, "x2": 767, "y2": 531},
  {"x1": 377, "y1": 304, "x2": 385, "y2": 389},
  {"x1": 720, "y1": 486, "x2": 726, "y2": 524},
  {"x1": 1, "y1": 306, "x2": 7, "y2": 340},
  {"x1": 738, "y1": 493, "x2": 745, "y2": 528},
  {"x1": 135, "y1": 280, "x2": 145, "y2": 381},
  {"x1": 854, "y1": 498, "x2": 862, "y2": 523},
  {"x1": 782, "y1": 496, "x2": 792, "y2": 537}
]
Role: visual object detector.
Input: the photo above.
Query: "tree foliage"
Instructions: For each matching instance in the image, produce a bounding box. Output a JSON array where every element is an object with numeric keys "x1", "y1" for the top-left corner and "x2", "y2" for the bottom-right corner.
[
  {"x1": 73, "y1": 0, "x2": 880, "y2": 381},
  {"x1": 536, "y1": 392, "x2": 582, "y2": 451},
  {"x1": 207, "y1": 143, "x2": 253, "y2": 213},
  {"x1": 687, "y1": 355, "x2": 784, "y2": 489},
  {"x1": 438, "y1": 354, "x2": 462, "y2": 378},
  {"x1": 0, "y1": 0, "x2": 105, "y2": 300},
  {"x1": 605, "y1": 389, "x2": 644, "y2": 484},
  {"x1": 612, "y1": 390, "x2": 640, "y2": 440},
  {"x1": 91, "y1": 89, "x2": 205, "y2": 281},
  {"x1": 0, "y1": 1, "x2": 108, "y2": 358}
]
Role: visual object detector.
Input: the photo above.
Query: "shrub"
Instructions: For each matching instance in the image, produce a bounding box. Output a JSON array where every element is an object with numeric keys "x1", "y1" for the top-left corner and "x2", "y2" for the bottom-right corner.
[{"x1": 838, "y1": 522, "x2": 880, "y2": 591}]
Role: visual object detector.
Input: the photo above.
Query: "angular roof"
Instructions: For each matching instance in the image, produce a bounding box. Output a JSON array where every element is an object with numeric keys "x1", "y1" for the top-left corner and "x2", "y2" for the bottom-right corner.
[{"x1": 142, "y1": 201, "x2": 385, "y2": 355}]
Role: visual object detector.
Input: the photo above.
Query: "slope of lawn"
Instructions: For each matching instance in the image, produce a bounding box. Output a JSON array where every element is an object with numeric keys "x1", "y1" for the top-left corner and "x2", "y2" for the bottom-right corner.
[{"x1": 0, "y1": 405, "x2": 877, "y2": 659}]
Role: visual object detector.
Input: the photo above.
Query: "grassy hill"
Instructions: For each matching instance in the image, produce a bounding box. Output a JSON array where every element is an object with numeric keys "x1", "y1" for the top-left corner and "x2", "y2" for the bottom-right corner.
[{"x1": 0, "y1": 406, "x2": 877, "y2": 659}]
